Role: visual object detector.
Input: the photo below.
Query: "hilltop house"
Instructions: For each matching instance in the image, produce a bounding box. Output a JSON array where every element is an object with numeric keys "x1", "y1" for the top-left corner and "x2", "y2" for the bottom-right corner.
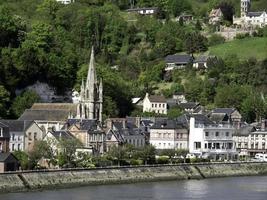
[
  {"x1": 126, "y1": 7, "x2": 158, "y2": 15},
  {"x1": 143, "y1": 93, "x2": 167, "y2": 114},
  {"x1": 233, "y1": 0, "x2": 267, "y2": 27},
  {"x1": 193, "y1": 55, "x2": 209, "y2": 69},
  {"x1": 209, "y1": 8, "x2": 223, "y2": 24},
  {"x1": 150, "y1": 119, "x2": 188, "y2": 150},
  {"x1": 165, "y1": 54, "x2": 193, "y2": 71},
  {"x1": 56, "y1": 0, "x2": 75, "y2": 4}
]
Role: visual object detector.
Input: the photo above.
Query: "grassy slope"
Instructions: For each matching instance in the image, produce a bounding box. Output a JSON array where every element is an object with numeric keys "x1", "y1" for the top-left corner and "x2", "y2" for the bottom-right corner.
[{"x1": 209, "y1": 37, "x2": 267, "y2": 60}]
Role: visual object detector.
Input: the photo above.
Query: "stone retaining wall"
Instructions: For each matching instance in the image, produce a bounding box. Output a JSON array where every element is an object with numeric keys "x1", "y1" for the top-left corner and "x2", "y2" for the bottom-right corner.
[{"x1": 0, "y1": 162, "x2": 266, "y2": 193}]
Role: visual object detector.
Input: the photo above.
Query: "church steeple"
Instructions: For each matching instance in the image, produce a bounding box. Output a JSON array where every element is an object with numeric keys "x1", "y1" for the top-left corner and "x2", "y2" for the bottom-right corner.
[{"x1": 77, "y1": 46, "x2": 103, "y2": 122}]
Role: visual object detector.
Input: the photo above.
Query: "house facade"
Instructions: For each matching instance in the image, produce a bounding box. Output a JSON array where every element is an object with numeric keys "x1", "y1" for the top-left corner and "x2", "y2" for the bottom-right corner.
[
  {"x1": 233, "y1": 0, "x2": 267, "y2": 27},
  {"x1": 126, "y1": 7, "x2": 158, "y2": 15},
  {"x1": 189, "y1": 117, "x2": 237, "y2": 160},
  {"x1": 0, "y1": 122, "x2": 10, "y2": 153},
  {"x1": 143, "y1": 93, "x2": 167, "y2": 114},
  {"x1": 165, "y1": 54, "x2": 193, "y2": 71},
  {"x1": 209, "y1": 8, "x2": 223, "y2": 24},
  {"x1": 150, "y1": 119, "x2": 188, "y2": 150},
  {"x1": 56, "y1": 0, "x2": 75, "y2": 4},
  {"x1": 66, "y1": 119, "x2": 105, "y2": 154}
]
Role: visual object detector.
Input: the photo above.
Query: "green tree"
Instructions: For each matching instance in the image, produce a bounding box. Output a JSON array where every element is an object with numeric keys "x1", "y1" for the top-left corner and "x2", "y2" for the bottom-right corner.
[
  {"x1": 184, "y1": 32, "x2": 208, "y2": 55},
  {"x1": 0, "y1": 85, "x2": 10, "y2": 118},
  {"x1": 13, "y1": 150, "x2": 29, "y2": 170},
  {"x1": 11, "y1": 90, "x2": 40, "y2": 118}
]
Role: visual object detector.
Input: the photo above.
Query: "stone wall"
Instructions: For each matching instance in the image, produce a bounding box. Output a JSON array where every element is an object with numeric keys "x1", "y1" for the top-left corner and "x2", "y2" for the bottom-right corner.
[{"x1": 0, "y1": 162, "x2": 267, "y2": 193}]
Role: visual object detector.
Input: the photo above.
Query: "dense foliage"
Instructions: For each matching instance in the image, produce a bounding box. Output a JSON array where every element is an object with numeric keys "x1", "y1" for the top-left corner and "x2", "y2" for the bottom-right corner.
[{"x1": 0, "y1": 0, "x2": 267, "y2": 123}]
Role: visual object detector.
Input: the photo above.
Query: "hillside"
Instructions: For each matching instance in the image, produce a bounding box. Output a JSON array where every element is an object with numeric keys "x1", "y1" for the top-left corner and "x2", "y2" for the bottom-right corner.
[{"x1": 209, "y1": 37, "x2": 267, "y2": 60}]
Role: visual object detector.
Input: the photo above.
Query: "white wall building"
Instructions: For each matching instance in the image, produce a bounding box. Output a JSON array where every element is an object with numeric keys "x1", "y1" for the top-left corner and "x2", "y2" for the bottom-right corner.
[
  {"x1": 143, "y1": 93, "x2": 167, "y2": 114},
  {"x1": 189, "y1": 117, "x2": 237, "y2": 160},
  {"x1": 233, "y1": 0, "x2": 267, "y2": 27},
  {"x1": 150, "y1": 120, "x2": 188, "y2": 150},
  {"x1": 56, "y1": 0, "x2": 75, "y2": 4}
]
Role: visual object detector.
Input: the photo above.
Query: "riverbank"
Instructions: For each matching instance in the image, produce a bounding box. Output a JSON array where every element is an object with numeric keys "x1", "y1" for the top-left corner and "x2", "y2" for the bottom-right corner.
[{"x1": 0, "y1": 162, "x2": 267, "y2": 193}]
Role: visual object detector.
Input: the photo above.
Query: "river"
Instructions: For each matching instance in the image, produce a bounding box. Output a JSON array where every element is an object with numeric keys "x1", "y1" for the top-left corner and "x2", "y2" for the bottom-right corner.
[{"x1": 0, "y1": 176, "x2": 266, "y2": 200}]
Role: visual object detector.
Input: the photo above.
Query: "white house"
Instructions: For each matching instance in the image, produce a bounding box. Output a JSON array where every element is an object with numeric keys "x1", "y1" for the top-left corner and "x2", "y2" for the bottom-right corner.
[
  {"x1": 56, "y1": 0, "x2": 75, "y2": 4},
  {"x1": 126, "y1": 7, "x2": 158, "y2": 15},
  {"x1": 143, "y1": 93, "x2": 167, "y2": 114},
  {"x1": 189, "y1": 117, "x2": 237, "y2": 160},
  {"x1": 150, "y1": 119, "x2": 188, "y2": 150},
  {"x1": 0, "y1": 120, "x2": 33, "y2": 152},
  {"x1": 209, "y1": 8, "x2": 223, "y2": 24},
  {"x1": 233, "y1": 0, "x2": 267, "y2": 27}
]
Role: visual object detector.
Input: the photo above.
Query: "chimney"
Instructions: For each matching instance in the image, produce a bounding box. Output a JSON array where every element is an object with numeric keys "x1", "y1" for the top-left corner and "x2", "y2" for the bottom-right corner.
[
  {"x1": 261, "y1": 119, "x2": 266, "y2": 131},
  {"x1": 136, "y1": 116, "x2": 140, "y2": 128},
  {"x1": 106, "y1": 119, "x2": 113, "y2": 129},
  {"x1": 122, "y1": 120, "x2": 126, "y2": 129}
]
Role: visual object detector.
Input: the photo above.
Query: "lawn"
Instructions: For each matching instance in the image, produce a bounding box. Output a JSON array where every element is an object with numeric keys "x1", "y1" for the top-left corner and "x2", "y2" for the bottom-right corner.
[{"x1": 209, "y1": 37, "x2": 267, "y2": 61}]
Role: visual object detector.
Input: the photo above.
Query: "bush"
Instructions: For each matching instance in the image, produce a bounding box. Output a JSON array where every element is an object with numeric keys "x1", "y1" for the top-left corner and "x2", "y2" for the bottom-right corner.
[
  {"x1": 129, "y1": 159, "x2": 143, "y2": 166},
  {"x1": 208, "y1": 34, "x2": 225, "y2": 46},
  {"x1": 156, "y1": 156, "x2": 170, "y2": 164},
  {"x1": 235, "y1": 33, "x2": 250, "y2": 39}
]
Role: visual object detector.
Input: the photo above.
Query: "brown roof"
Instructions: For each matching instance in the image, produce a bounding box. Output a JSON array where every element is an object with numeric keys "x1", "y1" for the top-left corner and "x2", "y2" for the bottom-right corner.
[
  {"x1": 31, "y1": 103, "x2": 77, "y2": 113},
  {"x1": 148, "y1": 95, "x2": 166, "y2": 103},
  {"x1": 19, "y1": 109, "x2": 72, "y2": 121}
]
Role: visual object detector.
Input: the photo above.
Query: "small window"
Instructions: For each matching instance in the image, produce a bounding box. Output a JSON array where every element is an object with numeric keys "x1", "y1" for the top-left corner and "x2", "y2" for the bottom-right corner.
[
  {"x1": 34, "y1": 132, "x2": 37, "y2": 140},
  {"x1": 12, "y1": 134, "x2": 15, "y2": 141},
  {"x1": 12, "y1": 144, "x2": 15, "y2": 151},
  {"x1": 18, "y1": 144, "x2": 21, "y2": 151},
  {"x1": 205, "y1": 132, "x2": 209, "y2": 137},
  {"x1": 155, "y1": 104, "x2": 157, "y2": 108},
  {"x1": 152, "y1": 103, "x2": 154, "y2": 108},
  {"x1": 0, "y1": 128, "x2": 3, "y2": 137},
  {"x1": 226, "y1": 132, "x2": 229, "y2": 137},
  {"x1": 28, "y1": 132, "x2": 32, "y2": 141},
  {"x1": 216, "y1": 132, "x2": 219, "y2": 137},
  {"x1": 159, "y1": 104, "x2": 161, "y2": 108},
  {"x1": 194, "y1": 142, "x2": 201, "y2": 149},
  {"x1": 162, "y1": 104, "x2": 165, "y2": 108}
]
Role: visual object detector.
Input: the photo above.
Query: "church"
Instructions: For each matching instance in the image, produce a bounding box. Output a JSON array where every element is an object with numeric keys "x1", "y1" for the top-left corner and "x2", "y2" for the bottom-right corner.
[
  {"x1": 19, "y1": 47, "x2": 103, "y2": 132},
  {"x1": 233, "y1": 0, "x2": 267, "y2": 28}
]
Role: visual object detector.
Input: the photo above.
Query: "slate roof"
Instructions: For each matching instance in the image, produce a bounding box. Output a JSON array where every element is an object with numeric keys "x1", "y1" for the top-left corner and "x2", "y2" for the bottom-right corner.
[
  {"x1": 0, "y1": 153, "x2": 18, "y2": 162},
  {"x1": 148, "y1": 95, "x2": 166, "y2": 103},
  {"x1": 177, "y1": 114, "x2": 214, "y2": 127},
  {"x1": 151, "y1": 119, "x2": 186, "y2": 130},
  {"x1": 209, "y1": 113, "x2": 227, "y2": 123},
  {"x1": 0, "y1": 122, "x2": 10, "y2": 138},
  {"x1": 233, "y1": 125, "x2": 255, "y2": 136},
  {"x1": 0, "y1": 120, "x2": 33, "y2": 132},
  {"x1": 66, "y1": 119, "x2": 98, "y2": 131},
  {"x1": 19, "y1": 109, "x2": 70, "y2": 121},
  {"x1": 194, "y1": 56, "x2": 209, "y2": 63},
  {"x1": 113, "y1": 121, "x2": 142, "y2": 136},
  {"x1": 165, "y1": 54, "x2": 193, "y2": 64},
  {"x1": 126, "y1": 7, "x2": 158, "y2": 12},
  {"x1": 167, "y1": 99, "x2": 178, "y2": 108},
  {"x1": 179, "y1": 102, "x2": 199, "y2": 110},
  {"x1": 50, "y1": 130, "x2": 74, "y2": 140},
  {"x1": 212, "y1": 108, "x2": 236, "y2": 116},
  {"x1": 247, "y1": 12, "x2": 264, "y2": 17},
  {"x1": 31, "y1": 103, "x2": 77, "y2": 113}
]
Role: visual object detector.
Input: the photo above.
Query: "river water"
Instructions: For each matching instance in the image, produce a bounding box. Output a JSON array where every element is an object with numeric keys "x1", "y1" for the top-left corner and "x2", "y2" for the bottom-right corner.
[{"x1": 0, "y1": 176, "x2": 266, "y2": 200}]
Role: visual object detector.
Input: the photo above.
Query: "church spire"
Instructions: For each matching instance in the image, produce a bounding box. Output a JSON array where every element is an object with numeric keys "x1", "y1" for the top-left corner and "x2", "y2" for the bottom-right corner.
[{"x1": 86, "y1": 46, "x2": 97, "y2": 89}]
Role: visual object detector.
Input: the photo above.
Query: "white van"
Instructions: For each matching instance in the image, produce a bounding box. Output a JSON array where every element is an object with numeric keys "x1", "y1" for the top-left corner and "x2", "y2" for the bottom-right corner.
[{"x1": 255, "y1": 153, "x2": 267, "y2": 162}]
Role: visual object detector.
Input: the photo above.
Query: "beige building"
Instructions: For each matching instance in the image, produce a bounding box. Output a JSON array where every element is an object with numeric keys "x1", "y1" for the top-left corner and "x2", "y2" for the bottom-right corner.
[
  {"x1": 150, "y1": 119, "x2": 188, "y2": 150},
  {"x1": 66, "y1": 119, "x2": 105, "y2": 154},
  {"x1": 143, "y1": 93, "x2": 167, "y2": 114}
]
